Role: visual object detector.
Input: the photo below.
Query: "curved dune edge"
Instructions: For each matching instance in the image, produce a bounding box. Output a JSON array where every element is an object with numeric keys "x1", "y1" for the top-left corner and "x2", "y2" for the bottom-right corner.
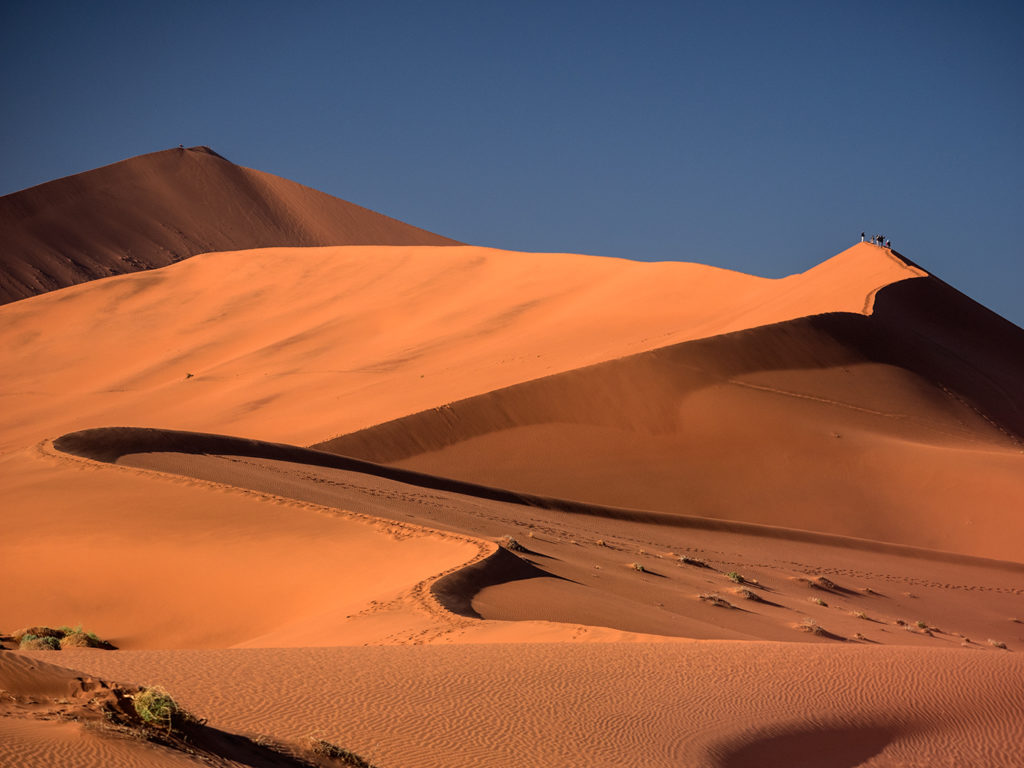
[
  {"x1": 313, "y1": 270, "x2": 1024, "y2": 561},
  {"x1": 41, "y1": 426, "x2": 1024, "y2": 650},
  {"x1": 34, "y1": 438, "x2": 672, "y2": 647},
  {"x1": 0, "y1": 242, "x2": 928, "y2": 458},
  {"x1": 50, "y1": 428, "x2": 1024, "y2": 572}
]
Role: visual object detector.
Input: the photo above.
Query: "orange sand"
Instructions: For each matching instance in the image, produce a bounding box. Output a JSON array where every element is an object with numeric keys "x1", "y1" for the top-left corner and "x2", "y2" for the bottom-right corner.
[{"x1": 2, "y1": 220, "x2": 1023, "y2": 766}]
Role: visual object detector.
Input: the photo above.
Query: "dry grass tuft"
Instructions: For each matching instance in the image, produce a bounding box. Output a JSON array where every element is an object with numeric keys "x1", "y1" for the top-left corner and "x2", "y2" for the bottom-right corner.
[
  {"x1": 132, "y1": 686, "x2": 199, "y2": 733},
  {"x1": 678, "y1": 555, "x2": 708, "y2": 568},
  {"x1": 309, "y1": 738, "x2": 378, "y2": 767},
  {"x1": 699, "y1": 593, "x2": 734, "y2": 609},
  {"x1": 13, "y1": 625, "x2": 115, "y2": 651},
  {"x1": 500, "y1": 536, "x2": 526, "y2": 552},
  {"x1": 733, "y1": 587, "x2": 763, "y2": 603},
  {"x1": 13, "y1": 626, "x2": 63, "y2": 641},
  {"x1": 797, "y1": 617, "x2": 826, "y2": 636},
  {"x1": 60, "y1": 631, "x2": 116, "y2": 650},
  {"x1": 19, "y1": 635, "x2": 60, "y2": 651}
]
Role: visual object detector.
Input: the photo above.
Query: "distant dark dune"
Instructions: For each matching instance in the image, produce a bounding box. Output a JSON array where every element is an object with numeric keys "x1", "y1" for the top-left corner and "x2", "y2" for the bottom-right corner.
[{"x1": 0, "y1": 145, "x2": 459, "y2": 304}]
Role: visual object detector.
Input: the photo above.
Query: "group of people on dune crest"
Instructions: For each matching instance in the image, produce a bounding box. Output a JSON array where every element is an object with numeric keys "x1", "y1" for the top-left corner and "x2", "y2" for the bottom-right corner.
[{"x1": 862, "y1": 231, "x2": 891, "y2": 248}]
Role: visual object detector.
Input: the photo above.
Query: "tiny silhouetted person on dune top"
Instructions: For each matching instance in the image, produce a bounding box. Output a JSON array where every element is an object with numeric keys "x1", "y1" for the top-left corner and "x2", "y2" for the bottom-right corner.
[{"x1": 861, "y1": 232, "x2": 865, "y2": 242}]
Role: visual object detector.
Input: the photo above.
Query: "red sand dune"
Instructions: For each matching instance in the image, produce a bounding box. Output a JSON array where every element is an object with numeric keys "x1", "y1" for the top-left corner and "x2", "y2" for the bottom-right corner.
[
  {"x1": 316, "y1": 267, "x2": 1024, "y2": 560},
  {"x1": 3, "y1": 226, "x2": 1024, "y2": 767},
  {"x1": 0, "y1": 241, "x2": 927, "y2": 455},
  {"x1": 0, "y1": 145, "x2": 458, "y2": 304}
]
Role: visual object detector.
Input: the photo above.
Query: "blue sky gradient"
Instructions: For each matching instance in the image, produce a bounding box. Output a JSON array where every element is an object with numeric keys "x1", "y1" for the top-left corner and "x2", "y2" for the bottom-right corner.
[{"x1": 3, "y1": 1, "x2": 1021, "y2": 325}]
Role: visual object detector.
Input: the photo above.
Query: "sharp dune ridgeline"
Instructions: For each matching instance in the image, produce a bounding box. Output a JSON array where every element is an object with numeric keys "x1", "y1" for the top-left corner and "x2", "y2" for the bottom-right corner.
[{"x1": 2, "y1": 151, "x2": 1023, "y2": 768}]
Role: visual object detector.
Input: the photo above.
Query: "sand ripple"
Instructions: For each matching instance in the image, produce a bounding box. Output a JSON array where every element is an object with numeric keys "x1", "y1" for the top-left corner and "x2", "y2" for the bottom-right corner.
[{"x1": 59, "y1": 641, "x2": 1024, "y2": 768}]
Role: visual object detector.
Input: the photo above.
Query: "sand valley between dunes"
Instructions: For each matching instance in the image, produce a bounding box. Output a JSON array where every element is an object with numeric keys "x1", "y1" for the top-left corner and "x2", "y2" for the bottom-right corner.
[{"x1": 3, "y1": 172, "x2": 1024, "y2": 768}]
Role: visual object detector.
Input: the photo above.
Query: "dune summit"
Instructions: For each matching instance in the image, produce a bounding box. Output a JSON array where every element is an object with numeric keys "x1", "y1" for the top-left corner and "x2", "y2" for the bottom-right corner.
[
  {"x1": 2, "y1": 152, "x2": 1023, "y2": 767},
  {"x1": 0, "y1": 145, "x2": 458, "y2": 304},
  {"x1": 315, "y1": 249, "x2": 1024, "y2": 560}
]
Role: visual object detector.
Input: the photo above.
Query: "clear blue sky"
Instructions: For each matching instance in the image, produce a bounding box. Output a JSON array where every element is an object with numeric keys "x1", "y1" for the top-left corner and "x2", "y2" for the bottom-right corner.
[{"x1": 3, "y1": 1, "x2": 1022, "y2": 326}]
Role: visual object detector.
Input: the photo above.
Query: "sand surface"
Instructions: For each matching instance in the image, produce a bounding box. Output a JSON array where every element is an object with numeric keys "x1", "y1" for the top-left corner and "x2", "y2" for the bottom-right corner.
[
  {"x1": 0, "y1": 241, "x2": 926, "y2": 454},
  {"x1": 3, "y1": 234, "x2": 1024, "y2": 767}
]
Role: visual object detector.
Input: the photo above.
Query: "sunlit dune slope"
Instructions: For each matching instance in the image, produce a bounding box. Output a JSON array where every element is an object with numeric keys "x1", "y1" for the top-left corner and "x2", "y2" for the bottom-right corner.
[
  {"x1": 0, "y1": 145, "x2": 458, "y2": 304},
  {"x1": 51, "y1": 426, "x2": 1024, "y2": 647},
  {"x1": 0, "y1": 241, "x2": 919, "y2": 454},
  {"x1": 316, "y1": 270, "x2": 1024, "y2": 561},
  {"x1": 0, "y1": 443, "x2": 480, "y2": 650}
]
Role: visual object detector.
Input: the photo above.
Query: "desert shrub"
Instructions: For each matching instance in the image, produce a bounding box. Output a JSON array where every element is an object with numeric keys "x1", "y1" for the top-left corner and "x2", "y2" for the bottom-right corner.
[
  {"x1": 20, "y1": 635, "x2": 60, "y2": 651},
  {"x1": 851, "y1": 610, "x2": 867, "y2": 620},
  {"x1": 678, "y1": 555, "x2": 707, "y2": 567},
  {"x1": 60, "y1": 631, "x2": 115, "y2": 650},
  {"x1": 630, "y1": 562, "x2": 646, "y2": 573},
  {"x1": 798, "y1": 618, "x2": 825, "y2": 635},
  {"x1": 500, "y1": 536, "x2": 525, "y2": 552},
  {"x1": 726, "y1": 572, "x2": 745, "y2": 584},
  {"x1": 810, "y1": 597, "x2": 828, "y2": 607},
  {"x1": 699, "y1": 593, "x2": 733, "y2": 609},
  {"x1": 988, "y1": 639, "x2": 1007, "y2": 650},
  {"x1": 13, "y1": 626, "x2": 63, "y2": 641},
  {"x1": 734, "y1": 587, "x2": 762, "y2": 602},
  {"x1": 133, "y1": 687, "x2": 189, "y2": 731},
  {"x1": 13, "y1": 624, "x2": 115, "y2": 650}
]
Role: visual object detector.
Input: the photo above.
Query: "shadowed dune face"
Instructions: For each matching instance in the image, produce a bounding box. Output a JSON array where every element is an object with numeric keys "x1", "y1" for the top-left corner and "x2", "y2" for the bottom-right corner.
[
  {"x1": 46, "y1": 427, "x2": 1024, "y2": 648},
  {"x1": 0, "y1": 241, "x2": 922, "y2": 455},
  {"x1": 0, "y1": 445, "x2": 480, "y2": 650},
  {"x1": 0, "y1": 145, "x2": 459, "y2": 304},
  {"x1": 315, "y1": 275, "x2": 1024, "y2": 561},
  {"x1": 709, "y1": 723, "x2": 900, "y2": 768}
]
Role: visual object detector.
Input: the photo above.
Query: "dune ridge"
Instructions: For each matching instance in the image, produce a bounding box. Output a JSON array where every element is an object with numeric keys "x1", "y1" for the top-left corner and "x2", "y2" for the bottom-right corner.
[
  {"x1": 51, "y1": 426, "x2": 1024, "y2": 570},
  {"x1": 314, "y1": 271, "x2": 1024, "y2": 560},
  {"x1": 44, "y1": 427, "x2": 1024, "y2": 651},
  {"x1": 0, "y1": 241, "x2": 926, "y2": 457},
  {"x1": 6, "y1": 232, "x2": 1024, "y2": 767},
  {"x1": 0, "y1": 145, "x2": 459, "y2": 304}
]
